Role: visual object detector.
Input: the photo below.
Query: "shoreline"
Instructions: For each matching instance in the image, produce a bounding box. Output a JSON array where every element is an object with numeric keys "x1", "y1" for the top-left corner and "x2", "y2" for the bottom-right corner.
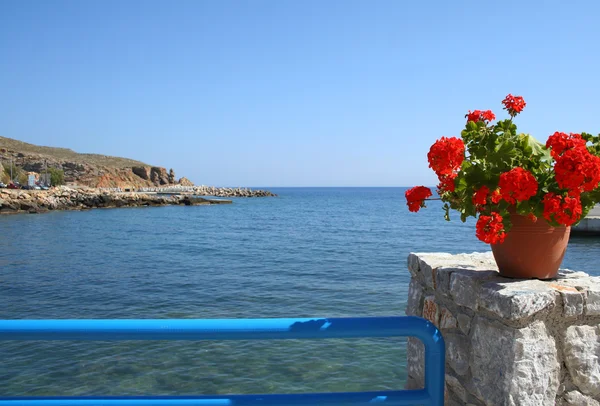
[{"x1": 0, "y1": 186, "x2": 274, "y2": 215}]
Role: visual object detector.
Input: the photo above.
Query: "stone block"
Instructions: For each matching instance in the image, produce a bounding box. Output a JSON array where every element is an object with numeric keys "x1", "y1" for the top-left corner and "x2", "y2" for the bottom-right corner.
[
  {"x1": 446, "y1": 373, "x2": 468, "y2": 403},
  {"x1": 470, "y1": 317, "x2": 559, "y2": 405},
  {"x1": 560, "y1": 290, "x2": 584, "y2": 318},
  {"x1": 422, "y1": 296, "x2": 439, "y2": 325},
  {"x1": 406, "y1": 336, "x2": 424, "y2": 389},
  {"x1": 407, "y1": 253, "x2": 421, "y2": 277},
  {"x1": 457, "y1": 313, "x2": 471, "y2": 335},
  {"x1": 445, "y1": 333, "x2": 469, "y2": 375},
  {"x1": 435, "y1": 267, "x2": 456, "y2": 294},
  {"x1": 449, "y1": 270, "x2": 497, "y2": 310},
  {"x1": 439, "y1": 306, "x2": 458, "y2": 330},
  {"x1": 564, "y1": 325, "x2": 600, "y2": 397},
  {"x1": 586, "y1": 289, "x2": 600, "y2": 316},
  {"x1": 478, "y1": 279, "x2": 557, "y2": 320},
  {"x1": 405, "y1": 279, "x2": 424, "y2": 317},
  {"x1": 409, "y1": 252, "x2": 497, "y2": 292},
  {"x1": 563, "y1": 390, "x2": 600, "y2": 405}
]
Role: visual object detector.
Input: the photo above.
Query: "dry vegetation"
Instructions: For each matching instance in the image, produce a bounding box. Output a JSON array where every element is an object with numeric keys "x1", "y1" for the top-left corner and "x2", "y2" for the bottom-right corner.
[{"x1": 0, "y1": 136, "x2": 150, "y2": 168}]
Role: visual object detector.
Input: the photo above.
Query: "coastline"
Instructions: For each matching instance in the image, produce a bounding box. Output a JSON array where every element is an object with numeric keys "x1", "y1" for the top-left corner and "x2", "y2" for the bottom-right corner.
[{"x1": 0, "y1": 186, "x2": 275, "y2": 215}]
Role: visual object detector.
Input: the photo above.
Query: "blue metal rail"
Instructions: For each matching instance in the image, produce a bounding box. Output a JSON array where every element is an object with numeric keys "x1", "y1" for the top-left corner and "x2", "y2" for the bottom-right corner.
[{"x1": 0, "y1": 316, "x2": 444, "y2": 405}]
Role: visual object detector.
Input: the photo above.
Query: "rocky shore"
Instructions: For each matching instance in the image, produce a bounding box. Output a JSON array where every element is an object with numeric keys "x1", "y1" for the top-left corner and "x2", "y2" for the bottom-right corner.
[{"x1": 0, "y1": 187, "x2": 240, "y2": 215}]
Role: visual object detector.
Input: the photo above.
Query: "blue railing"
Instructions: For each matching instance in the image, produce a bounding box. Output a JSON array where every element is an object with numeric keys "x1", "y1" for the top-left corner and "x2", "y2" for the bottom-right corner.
[{"x1": 0, "y1": 316, "x2": 444, "y2": 405}]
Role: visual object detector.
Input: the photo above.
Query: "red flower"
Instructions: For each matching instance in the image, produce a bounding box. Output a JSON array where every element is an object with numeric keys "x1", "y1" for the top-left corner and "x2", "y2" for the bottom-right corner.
[
  {"x1": 490, "y1": 189, "x2": 502, "y2": 204},
  {"x1": 437, "y1": 173, "x2": 457, "y2": 194},
  {"x1": 476, "y1": 212, "x2": 507, "y2": 244},
  {"x1": 498, "y1": 167, "x2": 538, "y2": 204},
  {"x1": 542, "y1": 193, "x2": 582, "y2": 226},
  {"x1": 545, "y1": 132, "x2": 587, "y2": 159},
  {"x1": 554, "y1": 147, "x2": 600, "y2": 193},
  {"x1": 427, "y1": 137, "x2": 465, "y2": 176},
  {"x1": 405, "y1": 186, "x2": 433, "y2": 212},
  {"x1": 472, "y1": 185, "x2": 490, "y2": 206},
  {"x1": 502, "y1": 94, "x2": 526, "y2": 116},
  {"x1": 527, "y1": 213, "x2": 538, "y2": 223},
  {"x1": 466, "y1": 110, "x2": 496, "y2": 123}
]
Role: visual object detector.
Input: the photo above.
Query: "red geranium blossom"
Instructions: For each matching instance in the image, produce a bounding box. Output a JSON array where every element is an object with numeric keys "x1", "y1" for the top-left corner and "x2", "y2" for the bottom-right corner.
[
  {"x1": 554, "y1": 147, "x2": 600, "y2": 193},
  {"x1": 490, "y1": 189, "x2": 502, "y2": 204},
  {"x1": 437, "y1": 173, "x2": 457, "y2": 194},
  {"x1": 427, "y1": 137, "x2": 465, "y2": 176},
  {"x1": 476, "y1": 212, "x2": 506, "y2": 244},
  {"x1": 466, "y1": 110, "x2": 496, "y2": 123},
  {"x1": 472, "y1": 185, "x2": 489, "y2": 206},
  {"x1": 498, "y1": 167, "x2": 538, "y2": 204},
  {"x1": 405, "y1": 186, "x2": 433, "y2": 213},
  {"x1": 542, "y1": 193, "x2": 582, "y2": 226},
  {"x1": 545, "y1": 132, "x2": 587, "y2": 159},
  {"x1": 502, "y1": 94, "x2": 526, "y2": 116}
]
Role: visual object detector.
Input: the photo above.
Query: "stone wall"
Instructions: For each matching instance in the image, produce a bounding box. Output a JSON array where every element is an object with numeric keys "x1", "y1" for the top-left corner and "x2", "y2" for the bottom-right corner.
[{"x1": 406, "y1": 252, "x2": 600, "y2": 406}]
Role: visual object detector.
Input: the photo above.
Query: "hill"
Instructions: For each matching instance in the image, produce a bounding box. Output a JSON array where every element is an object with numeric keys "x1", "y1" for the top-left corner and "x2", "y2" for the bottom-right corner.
[{"x1": 0, "y1": 136, "x2": 193, "y2": 188}]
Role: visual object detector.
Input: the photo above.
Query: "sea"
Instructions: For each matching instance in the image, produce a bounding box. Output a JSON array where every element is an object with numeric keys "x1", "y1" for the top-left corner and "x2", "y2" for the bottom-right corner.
[{"x1": 1, "y1": 187, "x2": 599, "y2": 396}]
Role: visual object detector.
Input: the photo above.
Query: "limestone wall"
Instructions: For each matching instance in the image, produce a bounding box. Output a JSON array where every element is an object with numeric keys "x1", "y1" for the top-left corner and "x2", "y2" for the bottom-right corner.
[{"x1": 406, "y1": 252, "x2": 600, "y2": 406}]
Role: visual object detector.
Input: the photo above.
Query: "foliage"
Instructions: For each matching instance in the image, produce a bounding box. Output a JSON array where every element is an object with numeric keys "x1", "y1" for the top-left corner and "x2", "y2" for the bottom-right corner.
[
  {"x1": 2, "y1": 162, "x2": 22, "y2": 183},
  {"x1": 17, "y1": 172, "x2": 28, "y2": 185},
  {"x1": 48, "y1": 168, "x2": 65, "y2": 186},
  {"x1": 406, "y1": 95, "x2": 600, "y2": 245}
]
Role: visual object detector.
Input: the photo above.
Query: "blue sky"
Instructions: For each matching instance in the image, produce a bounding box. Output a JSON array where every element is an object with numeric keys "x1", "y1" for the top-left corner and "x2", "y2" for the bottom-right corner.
[{"x1": 1, "y1": 1, "x2": 599, "y2": 187}]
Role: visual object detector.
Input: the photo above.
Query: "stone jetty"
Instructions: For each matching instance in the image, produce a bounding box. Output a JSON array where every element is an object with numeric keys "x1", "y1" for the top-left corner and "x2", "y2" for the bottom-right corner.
[
  {"x1": 138, "y1": 185, "x2": 277, "y2": 197},
  {"x1": 0, "y1": 186, "x2": 235, "y2": 215}
]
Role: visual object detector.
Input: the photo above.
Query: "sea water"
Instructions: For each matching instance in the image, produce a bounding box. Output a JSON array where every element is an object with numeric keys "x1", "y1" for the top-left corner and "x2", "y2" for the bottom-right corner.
[{"x1": 1, "y1": 187, "x2": 599, "y2": 395}]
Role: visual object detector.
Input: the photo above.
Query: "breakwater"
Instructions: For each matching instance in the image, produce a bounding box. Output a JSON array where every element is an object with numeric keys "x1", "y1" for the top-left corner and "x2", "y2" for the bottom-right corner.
[
  {"x1": 0, "y1": 187, "x2": 233, "y2": 214},
  {"x1": 137, "y1": 185, "x2": 277, "y2": 197}
]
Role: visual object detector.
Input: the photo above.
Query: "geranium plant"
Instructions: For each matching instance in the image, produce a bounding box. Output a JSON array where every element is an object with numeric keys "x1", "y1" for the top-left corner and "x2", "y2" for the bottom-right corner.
[{"x1": 406, "y1": 94, "x2": 600, "y2": 244}]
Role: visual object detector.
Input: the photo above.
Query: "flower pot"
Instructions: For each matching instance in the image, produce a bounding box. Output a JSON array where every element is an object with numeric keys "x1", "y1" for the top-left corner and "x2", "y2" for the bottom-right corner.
[{"x1": 490, "y1": 214, "x2": 570, "y2": 279}]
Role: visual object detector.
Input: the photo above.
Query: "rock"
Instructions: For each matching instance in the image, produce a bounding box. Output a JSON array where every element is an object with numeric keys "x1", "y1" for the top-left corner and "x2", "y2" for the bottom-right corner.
[
  {"x1": 563, "y1": 390, "x2": 600, "y2": 405},
  {"x1": 405, "y1": 278, "x2": 424, "y2": 317},
  {"x1": 564, "y1": 325, "x2": 600, "y2": 397},
  {"x1": 446, "y1": 373, "x2": 468, "y2": 403},
  {"x1": 478, "y1": 279, "x2": 557, "y2": 320},
  {"x1": 132, "y1": 166, "x2": 151, "y2": 180},
  {"x1": 586, "y1": 289, "x2": 600, "y2": 316},
  {"x1": 445, "y1": 333, "x2": 469, "y2": 375},
  {"x1": 457, "y1": 314, "x2": 471, "y2": 335},
  {"x1": 439, "y1": 306, "x2": 458, "y2": 330},
  {"x1": 406, "y1": 337, "x2": 424, "y2": 389},
  {"x1": 470, "y1": 317, "x2": 559, "y2": 405},
  {"x1": 150, "y1": 167, "x2": 169, "y2": 185},
  {"x1": 178, "y1": 177, "x2": 194, "y2": 187},
  {"x1": 559, "y1": 289, "x2": 584, "y2": 318}
]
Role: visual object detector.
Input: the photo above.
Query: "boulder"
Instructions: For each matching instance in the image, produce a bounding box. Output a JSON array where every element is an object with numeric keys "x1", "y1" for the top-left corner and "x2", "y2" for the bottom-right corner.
[{"x1": 178, "y1": 177, "x2": 194, "y2": 187}]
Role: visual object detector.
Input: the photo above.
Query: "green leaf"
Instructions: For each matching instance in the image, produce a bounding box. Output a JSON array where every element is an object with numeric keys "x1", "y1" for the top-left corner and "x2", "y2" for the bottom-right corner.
[
  {"x1": 520, "y1": 133, "x2": 551, "y2": 162},
  {"x1": 443, "y1": 203, "x2": 451, "y2": 221}
]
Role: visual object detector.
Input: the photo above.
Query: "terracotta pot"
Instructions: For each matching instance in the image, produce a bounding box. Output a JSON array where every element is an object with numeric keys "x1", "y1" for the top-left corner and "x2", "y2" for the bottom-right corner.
[{"x1": 490, "y1": 214, "x2": 570, "y2": 279}]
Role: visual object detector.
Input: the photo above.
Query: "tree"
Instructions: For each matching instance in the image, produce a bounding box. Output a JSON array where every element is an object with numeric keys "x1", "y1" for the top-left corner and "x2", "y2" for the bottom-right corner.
[
  {"x1": 18, "y1": 172, "x2": 28, "y2": 185},
  {"x1": 48, "y1": 168, "x2": 65, "y2": 186},
  {"x1": 2, "y1": 162, "x2": 22, "y2": 184}
]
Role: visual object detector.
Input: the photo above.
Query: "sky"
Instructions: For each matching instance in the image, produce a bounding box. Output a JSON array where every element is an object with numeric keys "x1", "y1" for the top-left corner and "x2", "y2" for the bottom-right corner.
[{"x1": 1, "y1": 1, "x2": 600, "y2": 187}]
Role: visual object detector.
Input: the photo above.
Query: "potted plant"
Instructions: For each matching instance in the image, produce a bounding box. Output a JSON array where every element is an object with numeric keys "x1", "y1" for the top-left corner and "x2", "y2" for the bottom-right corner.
[{"x1": 406, "y1": 94, "x2": 600, "y2": 279}]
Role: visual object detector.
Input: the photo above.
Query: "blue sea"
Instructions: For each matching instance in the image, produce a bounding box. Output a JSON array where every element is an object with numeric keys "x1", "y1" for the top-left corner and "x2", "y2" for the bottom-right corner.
[{"x1": 1, "y1": 187, "x2": 599, "y2": 396}]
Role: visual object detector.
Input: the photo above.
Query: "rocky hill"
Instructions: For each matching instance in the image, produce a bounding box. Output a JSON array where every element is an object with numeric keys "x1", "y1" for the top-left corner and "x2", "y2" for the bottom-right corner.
[{"x1": 0, "y1": 136, "x2": 193, "y2": 188}]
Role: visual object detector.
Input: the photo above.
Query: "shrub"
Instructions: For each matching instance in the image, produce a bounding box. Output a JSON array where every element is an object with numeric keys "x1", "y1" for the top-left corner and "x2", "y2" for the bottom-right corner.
[{"x1": 48, "y1": 168, "x2": 65, "y2": 186}]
